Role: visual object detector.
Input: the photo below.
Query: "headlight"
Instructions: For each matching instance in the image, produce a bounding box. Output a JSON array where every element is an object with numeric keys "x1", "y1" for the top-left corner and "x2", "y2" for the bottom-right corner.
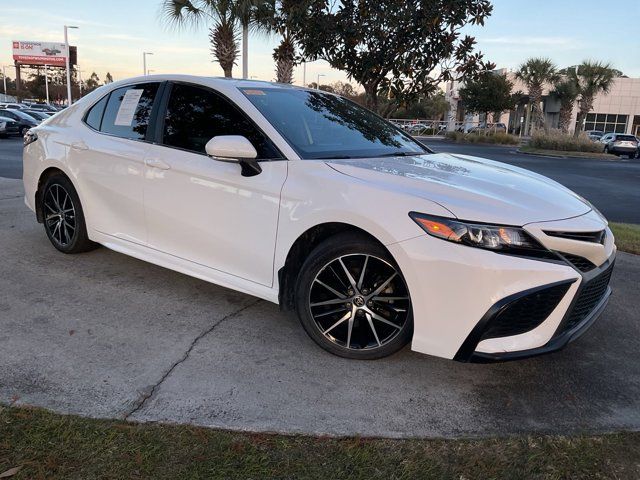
[{"x1": 409, "y1": 212, "x2": 550, "y2": 255}]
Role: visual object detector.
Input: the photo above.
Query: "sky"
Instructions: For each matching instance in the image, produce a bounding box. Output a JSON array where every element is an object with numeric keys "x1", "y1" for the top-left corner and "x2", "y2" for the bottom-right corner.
[{"x1": 1, "y1": 0, "x2": 639, "y2": 88}]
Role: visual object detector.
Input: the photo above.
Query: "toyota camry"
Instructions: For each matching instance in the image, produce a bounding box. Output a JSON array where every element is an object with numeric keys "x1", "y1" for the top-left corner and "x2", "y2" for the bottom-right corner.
[{"x1": 22, "y1": 75, "x2": 616, "y2": 361}]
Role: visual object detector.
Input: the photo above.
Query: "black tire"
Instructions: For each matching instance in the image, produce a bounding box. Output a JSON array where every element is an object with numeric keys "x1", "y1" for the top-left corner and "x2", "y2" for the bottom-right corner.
[
  {"x1": 295, "y1": 232, "x2": 413, "y2": 359},
  {"x1": 19, "y1": 126, "x2": 29, "y2": 137},
  {"x1": 40, "y1": 173, "x2": 97, "y2": 254},
  {"x1": 603, "y1": 145, "x2": 609, "y2": 154}
]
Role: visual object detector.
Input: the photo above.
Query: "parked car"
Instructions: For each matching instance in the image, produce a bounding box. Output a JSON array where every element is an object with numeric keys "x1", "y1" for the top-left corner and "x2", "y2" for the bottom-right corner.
[
  {"x1": 468, "y1": 123, "x2": 507, "y2": 134},
  {"x1": 28, "y1": 104, "x2": 59, "y2": 113},
  {"x1": 22, "y1": 75, "x2": 616, "y2": 362},
  {"x1": 0, "y1": 108, "x2": 39, "y2": 135},
  {"x1": 23, "y1": 109, "x2": 51, "y2": 122},
  {"x1": 0, "y1": 103, "x2": 28, "y2": 110},
  {"x1": 585, "y1": 130, "x2": 604, "y2": 141},
  {"x1": 599, "y1": 133, "x2": 638, "y2": 157},
  {"x1": 0, "y1": 116, "x2": 20, "y2": 137}
]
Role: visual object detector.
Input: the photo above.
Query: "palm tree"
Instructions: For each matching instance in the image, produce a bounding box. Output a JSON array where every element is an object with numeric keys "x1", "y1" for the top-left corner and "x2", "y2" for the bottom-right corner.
[
  {"x1": 515, "y1": 58, "x2": 558, "y2": 132},
  {"x1": 568, "y1": 61, "x2": 618, "y2": 137},
  {"x1": 257, "y1": 0, "x2": 309, "y2": 84},
  {"x1": 550, "y1": 78, "x2": 579, "y2": 133},
  {"x1": 234, "y1": 0, "x2": 272, "y2": 79},
  {"x1": 162, "y1": 0, "x2": 238, "y2": 77}
]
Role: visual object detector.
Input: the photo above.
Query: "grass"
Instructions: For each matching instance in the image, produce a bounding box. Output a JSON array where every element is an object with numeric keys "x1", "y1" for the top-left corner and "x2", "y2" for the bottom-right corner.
[
  {"x1": 1, "y1": 406, "x2": 640, "y2": 479},
  {"x1": 445, "y1": 131, "x2": 520, "y2": 145},
  {"x1": 611, "y1": 222, "x2": 640, "y2": 255},
  {"x1": 519, "y1": 146, "x2": 619, "y2": 160},
  {"x1": 528, "y1": 130, "x2": 604, "y2": 153}
]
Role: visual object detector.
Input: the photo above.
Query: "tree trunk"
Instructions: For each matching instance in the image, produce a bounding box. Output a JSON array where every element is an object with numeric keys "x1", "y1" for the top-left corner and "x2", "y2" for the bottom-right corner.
[
  {"x1": 273, "y1": 36, "x2": 295, "y2": 84},
  {"x1": 558, "y1": 101, "x2": 573, "y2": 133},
  {"x1": 210, "y1": 24, "x2": 238, "y2": 78},
  {"x1": 530, "y1": 85, "x2": 545, "y2": 131},
  {"x1": 574, "y1": 95, "x2": 594, "y2": 137},
  {"x1": 242, "y1": 25, "x2": 248, "y2": 79},
  {"x1": 363, "y1": 82, "x2": 379, "y2": 112}
]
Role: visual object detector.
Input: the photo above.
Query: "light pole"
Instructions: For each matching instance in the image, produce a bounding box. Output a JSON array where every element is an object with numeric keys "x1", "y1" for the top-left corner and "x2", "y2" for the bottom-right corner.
[
  {"x1": 302, "y1": 60, "x2": 306, "y2": 87},
  {"x1": 77, "y1": 68, "x2": 85, "y2": 97},
  {"x1": 64, "y1": 25, "x2": 78, "y2": 106},
  {"x1": 143, "y1": 52, "x2": 153, "y2": 76},
  {"x1": 2, "y1": 65, "x2": 9, "y2": 96},
  {"x1": 44, "y1": 65, "x2": 50, "y2": 104},
  {"x1": 316, "y1": 73, "x2": 325, "y2": 90}
]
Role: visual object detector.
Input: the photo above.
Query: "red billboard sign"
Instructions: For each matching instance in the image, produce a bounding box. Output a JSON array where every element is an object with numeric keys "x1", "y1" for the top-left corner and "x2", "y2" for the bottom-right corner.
[{"x1": 12, "y1": 40, "x2": 68, "y2": 67}]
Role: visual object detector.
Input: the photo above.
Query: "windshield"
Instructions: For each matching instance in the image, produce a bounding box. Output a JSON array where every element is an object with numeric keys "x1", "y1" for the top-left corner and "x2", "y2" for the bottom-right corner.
[{"x1": 240, "y1": 87, "x2": 428, "y2": 159}]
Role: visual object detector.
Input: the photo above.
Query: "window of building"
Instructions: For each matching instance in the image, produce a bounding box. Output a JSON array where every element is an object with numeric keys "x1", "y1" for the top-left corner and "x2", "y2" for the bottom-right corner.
[
  {"x1": 162, "y1": 83, "x2": 281, "y2": 159},
  {"x1": 584, "y1": 113, "x2": 628, "y2": 133},
  {"x1": 100, "y1": 83, "x2": 160, "y2": 140}
]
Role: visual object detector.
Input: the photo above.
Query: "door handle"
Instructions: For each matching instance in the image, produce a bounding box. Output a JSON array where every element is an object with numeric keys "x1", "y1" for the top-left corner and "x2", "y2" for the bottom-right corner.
[
  {"x1": 70, "y1": 141, "x2": 88, "y2": 151},
  {"x1": 145, "y1": 158, "x2": 171, "y2": 170}
]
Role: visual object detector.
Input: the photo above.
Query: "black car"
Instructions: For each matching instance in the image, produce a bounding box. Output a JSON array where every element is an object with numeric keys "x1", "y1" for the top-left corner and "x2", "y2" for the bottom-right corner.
[
  {"x1": 23, "y1": 109, "x2": 51, "y2": 122},
  {"x1": 0, "y1": 116, "x2": 20, "y2": 137},
  {"x1": 0, "y1": 109, "x2": 38, "y2": 136}
]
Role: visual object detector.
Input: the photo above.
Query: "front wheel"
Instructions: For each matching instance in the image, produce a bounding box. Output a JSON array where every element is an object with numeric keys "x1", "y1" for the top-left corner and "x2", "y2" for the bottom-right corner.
[{"x1": 295, "y1": 233, "x2": 413, "y2": 359}]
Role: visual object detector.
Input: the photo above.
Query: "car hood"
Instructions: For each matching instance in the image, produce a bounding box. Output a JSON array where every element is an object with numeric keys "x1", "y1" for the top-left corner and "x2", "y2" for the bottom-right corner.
[{"x1": 326, "y1": 153, "x2": 592, "y2": 225}]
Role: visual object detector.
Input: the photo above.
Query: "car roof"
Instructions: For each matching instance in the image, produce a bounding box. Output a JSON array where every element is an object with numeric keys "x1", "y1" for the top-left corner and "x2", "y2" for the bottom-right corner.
[{"x1": 105, "y1": 74, "x2": 310, "y2": 94}]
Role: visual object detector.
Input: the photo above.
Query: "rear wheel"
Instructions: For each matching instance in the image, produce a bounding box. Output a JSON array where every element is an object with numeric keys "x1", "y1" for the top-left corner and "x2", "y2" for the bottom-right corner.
[
  {"x1": 41, "y1": 173, "x2": 97, "y2": 253},
  {"x1": 295, "y1": 233, "x2": 413, "y2": 359},
  {"x1": 19, "y1": 126, "x2": 29, "y2": 137}
]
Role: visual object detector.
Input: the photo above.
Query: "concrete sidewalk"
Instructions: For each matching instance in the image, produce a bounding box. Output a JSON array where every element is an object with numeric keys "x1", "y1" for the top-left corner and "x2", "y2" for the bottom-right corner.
[{"x1": 1, "y1": 178, "x2": 639, "y2": 438}]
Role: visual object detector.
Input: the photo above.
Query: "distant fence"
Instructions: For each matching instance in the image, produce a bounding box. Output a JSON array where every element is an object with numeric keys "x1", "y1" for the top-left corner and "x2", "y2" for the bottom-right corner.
[{"x1": 388, "y1": 118, "x2": 508, "y2": 136}]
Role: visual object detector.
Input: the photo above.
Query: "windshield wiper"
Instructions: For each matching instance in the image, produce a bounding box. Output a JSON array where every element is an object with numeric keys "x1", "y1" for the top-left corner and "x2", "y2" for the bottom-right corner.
[{"x1": 377, "y1": 151, "x2": 424, "y2": 157}]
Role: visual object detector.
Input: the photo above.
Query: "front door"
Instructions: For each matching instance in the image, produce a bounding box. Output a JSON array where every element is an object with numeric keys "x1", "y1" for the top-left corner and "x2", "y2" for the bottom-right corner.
[{"x1": 143, "y1": 82, "x2": 287, "y2": 287}]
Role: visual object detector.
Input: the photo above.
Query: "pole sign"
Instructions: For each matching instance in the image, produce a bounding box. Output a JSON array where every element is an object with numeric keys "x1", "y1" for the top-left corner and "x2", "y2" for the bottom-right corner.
[{"x1": 12, "y1": 40, "x2": 68, "y2": 67}]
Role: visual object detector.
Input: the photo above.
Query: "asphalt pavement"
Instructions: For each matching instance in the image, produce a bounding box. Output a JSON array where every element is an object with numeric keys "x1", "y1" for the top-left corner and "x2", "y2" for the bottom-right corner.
[
  {"x1": 1, "y1": 177, "x2": 639, "y2": 438},
  {"x1": 2, "y1": 136, "x2": 639, "y2": 222}
]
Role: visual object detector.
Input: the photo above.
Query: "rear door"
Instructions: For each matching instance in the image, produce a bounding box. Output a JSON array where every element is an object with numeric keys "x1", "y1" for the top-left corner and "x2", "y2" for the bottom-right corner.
[
  {"x1": 70, "y1": 82, "x2": 163, "y2": 244},
  {"x1": 142, "y1": 82, "x2": 288, "y2": 286}
]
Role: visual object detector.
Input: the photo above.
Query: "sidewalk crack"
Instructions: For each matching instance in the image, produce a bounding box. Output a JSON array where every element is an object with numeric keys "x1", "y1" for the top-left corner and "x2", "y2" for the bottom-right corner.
[{"x1": 123, "y1": 298, "x2": 262, "y2": 420}]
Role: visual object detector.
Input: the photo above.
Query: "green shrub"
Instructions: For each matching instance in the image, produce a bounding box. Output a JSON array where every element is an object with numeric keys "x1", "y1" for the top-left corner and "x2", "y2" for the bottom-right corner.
[
  {"x1": 528, "y1": 130, "x2": 602, "y2": 152},
  {"x1": 445, "y1": 131, "x2": 519, "y2": 145}
]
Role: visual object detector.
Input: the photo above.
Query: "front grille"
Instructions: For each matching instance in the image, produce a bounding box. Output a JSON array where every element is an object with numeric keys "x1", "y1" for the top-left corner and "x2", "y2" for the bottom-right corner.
[
  {"x1": 481, "y1": 283, "x2": 571, "y2": 340},
  {"x1": 561, "y1": 262, "x2": 614, "y2": 333},
  {"x1": 544, "y1": 230, "x2": 606, "y2": 244},
  {"x1": 561, "y1": 253, "x2": 597, "y2": 272}
]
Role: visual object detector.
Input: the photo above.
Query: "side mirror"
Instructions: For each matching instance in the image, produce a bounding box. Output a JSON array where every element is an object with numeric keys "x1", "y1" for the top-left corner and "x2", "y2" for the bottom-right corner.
[{"x1": 205, "y1": 135, "x2": 262, "y2": 177}]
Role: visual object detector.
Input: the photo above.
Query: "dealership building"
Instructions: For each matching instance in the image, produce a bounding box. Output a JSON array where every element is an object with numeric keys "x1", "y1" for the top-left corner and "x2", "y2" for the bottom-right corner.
[{"x1": 447, "y1": 69, "x2": 640, "y2": 136}]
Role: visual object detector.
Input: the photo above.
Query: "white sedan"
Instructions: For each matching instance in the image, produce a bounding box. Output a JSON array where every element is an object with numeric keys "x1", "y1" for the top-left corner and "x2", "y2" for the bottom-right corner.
[{"x1": 23, "y1": 75, "x2": 616, "y2": 361}]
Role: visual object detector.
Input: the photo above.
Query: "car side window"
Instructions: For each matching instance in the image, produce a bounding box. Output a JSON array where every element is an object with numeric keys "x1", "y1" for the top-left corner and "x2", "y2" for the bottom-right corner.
[
  {"x1": 84, "y1": 94, "x2": 109, "y2": 130},
  {"x1": 162, "y1": 83, "x2": 281, "y2": 159},
  {"x1": 0, "y1": 110, "x2": 17, "y2": 120},
  {"x1": 99, "y1": 83, "x2": 160, "y2": 140}
]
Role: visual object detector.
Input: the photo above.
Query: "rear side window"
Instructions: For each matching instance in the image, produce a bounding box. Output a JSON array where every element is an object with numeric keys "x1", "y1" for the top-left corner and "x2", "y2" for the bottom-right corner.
[
  {"x1": 99, "y1": 83, "x2": 160, "y2": 140},
  {"x1": 84, "y1": 95, "x2": 108, "y2": 130},
  {"x1": 162, "y1": 83, "x2": 281, "y2": 159}
]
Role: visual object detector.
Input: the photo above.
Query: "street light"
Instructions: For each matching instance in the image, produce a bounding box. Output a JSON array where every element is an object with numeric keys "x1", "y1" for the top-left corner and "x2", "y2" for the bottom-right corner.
[
  {"x1": 143, "y1": 52, "x2": 153, "y2": 76},
  {"x1": 44, "y1": 65, "x2": 50, "y2": 105},
  {"x1": 2, "y1": 65, "x2": 12, "y2": 96},
  {"x1": 317, "y1": 73, "x2": 325, "y2": 90},
  {"x1": 64, "y1": 25, "x2": 78, "y2": 106}
]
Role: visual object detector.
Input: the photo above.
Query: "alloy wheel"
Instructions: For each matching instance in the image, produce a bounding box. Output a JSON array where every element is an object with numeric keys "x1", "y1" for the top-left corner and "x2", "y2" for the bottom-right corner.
[
  {"x1": 44, "y1": 183, "x2": 77, "y2": 247},
  {"x1": 308, "y1": 254, "x2": 411, "y2": 351}
]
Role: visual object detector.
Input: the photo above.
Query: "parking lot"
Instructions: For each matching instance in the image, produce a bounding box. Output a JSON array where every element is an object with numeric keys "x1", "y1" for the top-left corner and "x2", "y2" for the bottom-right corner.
[{"x1": 1, "y1": 175, "x2": 639, "y2": 438}]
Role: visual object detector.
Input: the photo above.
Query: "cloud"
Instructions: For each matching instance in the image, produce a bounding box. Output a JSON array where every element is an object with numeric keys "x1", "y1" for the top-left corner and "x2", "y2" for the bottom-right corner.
[{"x1": 479, "y1": 36, "x2": 581, "y2": 49}]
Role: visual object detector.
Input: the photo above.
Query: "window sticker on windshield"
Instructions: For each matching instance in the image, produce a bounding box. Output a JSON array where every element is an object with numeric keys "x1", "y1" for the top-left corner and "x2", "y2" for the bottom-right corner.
[
  {"x1": 114, "y1": 89, "x2": 144, "y2": 126},
  {"x1": 243, "y1": 89, "x2": 266, "y2": 96}
]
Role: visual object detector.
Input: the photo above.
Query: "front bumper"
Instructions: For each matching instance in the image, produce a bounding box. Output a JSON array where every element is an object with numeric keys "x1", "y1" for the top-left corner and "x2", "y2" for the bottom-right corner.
[
  {"x1": 388, "y1": 210, "x2": 616, "y2": 361},
  {"x1": 458, "y1": 255, "x2": 614, "y2": 362}
]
